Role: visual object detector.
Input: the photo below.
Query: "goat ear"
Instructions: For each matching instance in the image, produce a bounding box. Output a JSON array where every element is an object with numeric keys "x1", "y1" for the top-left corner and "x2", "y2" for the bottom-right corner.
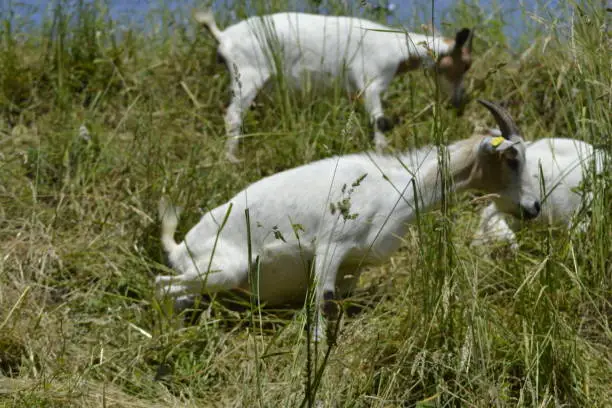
[
  {"x1": 494, "y1": 139, "x2": 519, "y2": 153},
  {"x1": 454, "y1": 28, "x2": 471, "y2": 50},
  {"x1": 479, "y1": 136, "x2": 517, "y2": 155}
]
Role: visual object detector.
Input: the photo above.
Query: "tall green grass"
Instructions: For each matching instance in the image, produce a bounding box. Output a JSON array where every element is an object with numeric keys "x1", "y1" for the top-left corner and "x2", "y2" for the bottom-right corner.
[{"x1": 0, "y1": 1, "x2": 609, "y2": 407}]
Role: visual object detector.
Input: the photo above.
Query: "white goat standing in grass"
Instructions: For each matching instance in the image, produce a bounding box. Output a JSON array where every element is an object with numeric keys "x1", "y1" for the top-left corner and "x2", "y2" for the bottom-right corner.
[
  {"x1": 471, "y1": 128, "x2": 606, "y2": 251},
  {"x1": 194, "y1": 10, "x2": 473, "y2": 163},
  {"x1": 156, "y1": 100, "x2": 539, "y2": 342}
]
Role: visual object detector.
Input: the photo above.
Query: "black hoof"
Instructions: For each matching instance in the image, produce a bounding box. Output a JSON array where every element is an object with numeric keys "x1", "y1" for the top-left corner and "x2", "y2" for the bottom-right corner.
[
  {"x1": 322, "y1": 290, "x2": 338, "y2": 318},
  {"x1": 376, "y1": 116, "x2": 393, "y2": 132}
]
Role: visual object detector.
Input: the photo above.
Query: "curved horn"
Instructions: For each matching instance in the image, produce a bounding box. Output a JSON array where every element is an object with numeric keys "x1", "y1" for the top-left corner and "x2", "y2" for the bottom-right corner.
[{"x1": 476, "y1": 99, "x2": 520, "y2": 140}]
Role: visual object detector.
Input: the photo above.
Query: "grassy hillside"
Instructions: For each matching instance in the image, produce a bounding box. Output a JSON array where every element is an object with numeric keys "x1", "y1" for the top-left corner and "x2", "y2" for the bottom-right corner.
[{"x1": 0, "y1": 1, "x2": 609, "y2": 406}]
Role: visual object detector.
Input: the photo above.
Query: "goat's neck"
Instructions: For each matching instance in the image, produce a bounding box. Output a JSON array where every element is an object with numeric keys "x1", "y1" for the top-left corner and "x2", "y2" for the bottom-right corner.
[
  {"x1": 402, "y1": 136, "x2": 482, "y2": 211},
  {"x1": 402, "y1": 35, "x2": 453, "y2": 68}
]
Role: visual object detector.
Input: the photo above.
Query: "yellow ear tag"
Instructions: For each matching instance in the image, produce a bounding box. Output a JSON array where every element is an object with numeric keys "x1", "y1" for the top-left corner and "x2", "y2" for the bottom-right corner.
[{"x1": 490, "y1": 136, "x2": 505, "y2": 148}]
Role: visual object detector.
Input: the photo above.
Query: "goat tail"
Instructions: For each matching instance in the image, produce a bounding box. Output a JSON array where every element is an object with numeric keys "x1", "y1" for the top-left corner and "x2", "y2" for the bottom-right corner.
[
  {"x1": 193, "y1": 9, "x2": 223, "y2": 43},
  {"x1": 159, "y1": 197, "x2": 182, "y2": 255}
]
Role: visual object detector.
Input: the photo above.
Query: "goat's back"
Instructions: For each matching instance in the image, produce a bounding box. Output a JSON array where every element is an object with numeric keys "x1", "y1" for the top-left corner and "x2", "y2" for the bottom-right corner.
[{"x1": 217, "y1": 12, "x2": 427, "y2": 74}]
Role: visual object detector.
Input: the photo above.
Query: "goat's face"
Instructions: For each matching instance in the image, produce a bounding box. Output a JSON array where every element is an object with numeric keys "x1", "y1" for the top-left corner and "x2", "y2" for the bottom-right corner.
[
  {"x1": 474, "y1": 136, "x2": 540, "y2": 219},
  {"x1": 437, "y1": 28, "x2": 473, "y2": 110},
  {"x1": 471, "y1": 101, "x2": 541, "y2": 220}
]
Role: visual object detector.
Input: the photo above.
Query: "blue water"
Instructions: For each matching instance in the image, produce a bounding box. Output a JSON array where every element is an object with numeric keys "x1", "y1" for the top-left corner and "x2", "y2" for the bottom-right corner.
[{"x1": 3, "y1": 0, "x2": 564, "y2": 47}]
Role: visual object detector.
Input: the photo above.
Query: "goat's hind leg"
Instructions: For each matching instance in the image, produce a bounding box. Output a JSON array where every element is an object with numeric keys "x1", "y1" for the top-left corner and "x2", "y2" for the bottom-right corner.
[
  {"x1": 224, "y1": 67, "x2": 269, "y2": 163},
  {"x1": 156, "y1": 255, "x2": 249, "y2": 309}
]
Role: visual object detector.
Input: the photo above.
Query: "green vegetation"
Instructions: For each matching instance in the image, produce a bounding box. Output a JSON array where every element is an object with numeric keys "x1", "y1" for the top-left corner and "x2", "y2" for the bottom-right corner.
[{"x1": 0, "y1": 1, "x2": 609, "y2": 406}]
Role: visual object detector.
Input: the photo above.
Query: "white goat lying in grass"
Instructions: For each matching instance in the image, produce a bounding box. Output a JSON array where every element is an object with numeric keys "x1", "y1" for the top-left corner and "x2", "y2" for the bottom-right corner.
[
  {"x1": 156, "y1": 100, "x2": 539, "y2": 342},
  {"x1": 194, "y1": 10, "x2": 473, "y2": 163},
  {"x1": 471, "y1": 128, "x2": 606, "y2": 250}
]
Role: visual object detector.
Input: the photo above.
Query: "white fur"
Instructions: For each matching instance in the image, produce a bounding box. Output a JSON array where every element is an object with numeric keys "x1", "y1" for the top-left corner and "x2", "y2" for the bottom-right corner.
[
  {"x1": 471, "y1": 129, "x2": 606, "y2": 250},
  {"x1": 194, "y1": 11, "x2": 471, "y2": 162},
  {"x1": 156, "y1": 104, "x2": 539, "y2": 342}
]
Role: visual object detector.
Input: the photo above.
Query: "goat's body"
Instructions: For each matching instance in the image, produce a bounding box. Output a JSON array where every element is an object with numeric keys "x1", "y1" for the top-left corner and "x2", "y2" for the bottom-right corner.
[
  {"x1": 157, "y1": 99, "x2": 535, "y2": 341},
  {"x1": 472, "y1": 137, "x2": 604, "y2": 248},
  {"x1": 159, "y1": 145, "x2": 452, "y2": 306},
  {"x1": 216, "y1": 13, "x2": 442, "y2": 87},
  {"x1": 196, "y1": 11, "x2": 471, "y2": 162}
]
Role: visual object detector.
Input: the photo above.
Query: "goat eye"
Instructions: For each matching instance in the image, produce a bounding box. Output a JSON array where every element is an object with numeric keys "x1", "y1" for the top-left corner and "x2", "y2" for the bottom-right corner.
[{"x1": 506, "y1": 158, "x2": 520, "y2": 171}]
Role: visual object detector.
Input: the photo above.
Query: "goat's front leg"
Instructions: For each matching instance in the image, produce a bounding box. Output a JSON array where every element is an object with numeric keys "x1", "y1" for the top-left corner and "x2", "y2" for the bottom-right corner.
[
  {"x1": 471, "y1": 203, "x2": 519, "y2": 251},
  {"x1": 361, "y1": 77, "x2": 393, "y2": 153}
]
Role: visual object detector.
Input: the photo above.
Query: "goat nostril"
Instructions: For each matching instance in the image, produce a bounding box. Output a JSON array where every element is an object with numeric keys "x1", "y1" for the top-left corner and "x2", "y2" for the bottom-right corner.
[{"x1": 520, "y1": 201, "x2": 541, "y2": 220}]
